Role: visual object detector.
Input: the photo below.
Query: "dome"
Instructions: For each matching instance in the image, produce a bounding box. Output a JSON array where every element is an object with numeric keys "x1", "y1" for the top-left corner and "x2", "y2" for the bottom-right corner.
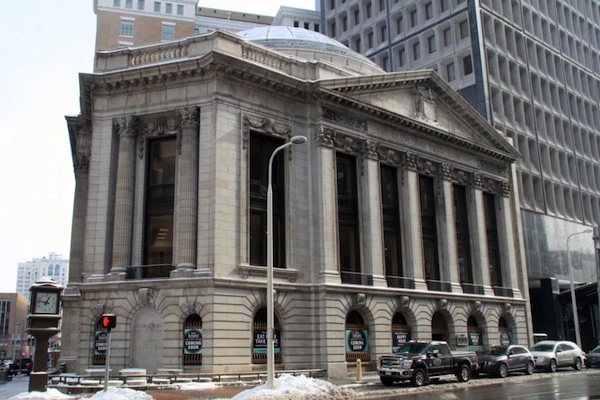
[{"x1": 237, "y1": 26, "x2": 383, "y2": 75}]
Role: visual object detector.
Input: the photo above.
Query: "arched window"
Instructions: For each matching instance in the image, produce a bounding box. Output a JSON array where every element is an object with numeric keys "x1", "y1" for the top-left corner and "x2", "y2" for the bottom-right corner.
[
  {"x1": 345, "y1": 311, "x2": 370, "y2": 362},
  {"x1": 391, "y1": 313, "x2": 411, "y2": 352},
  {"x1": 499, "y1": 317, "x2": 512, "y2": 345},
  {"x1": 93, "y1": 318, "x2": 108, "y2": 365},
  {"x1": 183, "y1": 314, "x2": 202, "y2": 366},
  {"x1": 467, "y1": 316, "x2": 483, "y2": 352},
  {"x1": 252, "y1": 308, "x2": 281, "y2": 364},
  {"x1": 431, "y1": 312, "x2": 449, "y2": 342}
]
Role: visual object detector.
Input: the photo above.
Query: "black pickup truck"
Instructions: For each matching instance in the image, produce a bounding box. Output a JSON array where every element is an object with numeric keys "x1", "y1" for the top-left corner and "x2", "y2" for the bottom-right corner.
[{"x1": 378, "y1": 340, "x2": 478, "y2": 387}]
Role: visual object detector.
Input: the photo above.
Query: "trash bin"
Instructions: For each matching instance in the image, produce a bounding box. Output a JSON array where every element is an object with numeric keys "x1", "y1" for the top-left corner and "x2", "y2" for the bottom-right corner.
[
  {"x1": 0, "y1": 366, "x2": 8, "y2": 383},
  {"x1": 59, "y1": 362, "x2": 66, "y2": 374}
]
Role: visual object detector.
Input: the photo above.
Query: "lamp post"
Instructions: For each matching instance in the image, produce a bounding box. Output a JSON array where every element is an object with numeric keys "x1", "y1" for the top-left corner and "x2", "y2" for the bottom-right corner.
[
  {"x1": 266, "y1": 135, "x2": 306, "y2": 390},
  {"x1": 12, "y1": 323, "x2": 21, "y2": 361},
  {"x1": 567, "y1": 229, "x2": 593, "y2": 349}
]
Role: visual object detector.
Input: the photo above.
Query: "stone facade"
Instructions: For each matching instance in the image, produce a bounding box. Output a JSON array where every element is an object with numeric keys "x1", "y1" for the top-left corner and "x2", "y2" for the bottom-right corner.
[{"x1": 63, "y1": 28, "x2": 531, "y2": 378}]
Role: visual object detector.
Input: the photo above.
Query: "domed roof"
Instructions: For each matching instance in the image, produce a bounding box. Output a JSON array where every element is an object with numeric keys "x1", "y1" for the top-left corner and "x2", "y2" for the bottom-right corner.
[{"x1": 237, "y1": 26, "x2": 383, "y2": 74}]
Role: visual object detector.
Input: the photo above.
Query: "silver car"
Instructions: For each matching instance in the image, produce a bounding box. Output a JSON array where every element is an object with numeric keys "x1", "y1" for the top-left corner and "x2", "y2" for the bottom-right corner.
[{"x1": 530, "y1": 340, "x2": 584, "y2": 372}]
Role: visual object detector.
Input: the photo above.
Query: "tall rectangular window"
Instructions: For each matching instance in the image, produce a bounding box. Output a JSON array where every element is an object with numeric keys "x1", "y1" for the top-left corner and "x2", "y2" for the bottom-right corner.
[
  {"x1": 419, "y1": 175, "x2": 439, "y2": 282},
  {"x1": 446, "y1": 62, "x2": 455, "y2": 81},
  {"x1": 154, "y1": 1, "x2": 161, "y2": 12},
  {"x1": 453, "y1": 185, "x2": 472, "y2": 284},
  {"x1": 249, "y1": 133, "x2": 286, "y2": 268},
  {"x1": 125, "y1": 0, "x2": 133, "y2": 8},
  {"x1": 143, "y1": 138, "x2": 175, "y2": 276},
  {"x1": 137, "y1": 0, "x2": 145, "y2": 10},
  {"x1": 366, "y1": 2, "x2": 372, "y2": 18},
  {"x1": 120, "y1": 20, "x2": 134, "y2": 37},
  {"x1": 459, "y1": 19, "x2": 470, "y2": 39},
  {"x1": 177, "y1": 4, "x2": 184, "y2": 15},
  {"x1": 165, "y1": 2, "x2": 172, "y2": 13},
  {"x1": 337, "y1": 153, "x2": 361, "y2": 284},
  {"x1": 381, "y1": 165, "x2": 404, "y2": 286},
  {"x1": 425, "y1": 2, "x2": 433, "y2": 19},
  {"x1": 412, "y1": 41, "x2": 420, "y2": 60},
  {"x1": 463, "y1": 54, "x2": 473, "y2": 75},
  {"x1": 443, "y1": 27, "x2": 452, "y2": 46},
  {"x1": 484, "y1": 193, "x2": 503, "y2": 287},
  {"x1": 427, "y1": 34, "x2": 436, "y2": 53},
  {"x1": 162, "y1": 24, "x2": 175, "y2": 41},
  {"x1": 410, "y1": 9, "x2": 418, "y2": 27}
]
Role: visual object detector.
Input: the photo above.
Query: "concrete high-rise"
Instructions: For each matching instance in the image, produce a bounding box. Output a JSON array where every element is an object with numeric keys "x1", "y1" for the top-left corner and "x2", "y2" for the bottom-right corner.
[
  {"x1": 323, "y1": 0, "x2": 600, "y2": 348},
  {"x1": 16, "y1": 253, "x2": 69, "y2": 301}
]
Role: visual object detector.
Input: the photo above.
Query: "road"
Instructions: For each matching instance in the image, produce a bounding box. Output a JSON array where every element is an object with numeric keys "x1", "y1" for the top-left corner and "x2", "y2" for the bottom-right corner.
[{"x1": 358, "y1": 368, "x2": 600, "y2": 399}]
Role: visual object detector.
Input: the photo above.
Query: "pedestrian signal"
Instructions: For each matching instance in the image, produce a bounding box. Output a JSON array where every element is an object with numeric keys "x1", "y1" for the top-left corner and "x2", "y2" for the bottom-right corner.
[{"x1": 101, "y1": 314, "x2": 117, "y2": 330}]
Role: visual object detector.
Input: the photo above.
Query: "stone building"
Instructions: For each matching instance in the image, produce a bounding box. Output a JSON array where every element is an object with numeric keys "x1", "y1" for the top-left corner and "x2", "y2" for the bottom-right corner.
[{"x1": 63, "y1": 26, "x2": 530, "y2": 378}]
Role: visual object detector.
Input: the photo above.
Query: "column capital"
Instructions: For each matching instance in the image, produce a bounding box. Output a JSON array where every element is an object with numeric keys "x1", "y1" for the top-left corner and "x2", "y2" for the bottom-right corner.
[
  {"x1": 439, "y1": 162, "x2": 453, "y2": 181},
  {"x1": 403, "y1": 152, "x2": 419, "y2": 171},
  {"x1": 178, "y1": 107, "x2": 199, "y2": 130},
  {"x1": 114, "y1": 115, "x2": 138, "y2": 139},
  {"x1": 472, "y1": 173, "x2": 484, "y2": 190},
  {"x1": 316, "y1": 126, "x2": 336, "y2": 148}
]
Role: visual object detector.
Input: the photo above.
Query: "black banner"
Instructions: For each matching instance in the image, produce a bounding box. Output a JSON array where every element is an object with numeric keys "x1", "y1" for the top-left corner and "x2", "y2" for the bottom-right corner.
[
  {"x1": 94, "y1": 331, "x2": 107, "y2": 355},
  {"x1": 184, "y1": 329, "x2": 203, "y2": 355}
]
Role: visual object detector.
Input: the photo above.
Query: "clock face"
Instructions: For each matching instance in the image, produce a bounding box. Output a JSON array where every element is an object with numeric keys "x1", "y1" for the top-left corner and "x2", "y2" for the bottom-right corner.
[{"x1": 34, "y1": 292, "x2": 58, "y2": 314}]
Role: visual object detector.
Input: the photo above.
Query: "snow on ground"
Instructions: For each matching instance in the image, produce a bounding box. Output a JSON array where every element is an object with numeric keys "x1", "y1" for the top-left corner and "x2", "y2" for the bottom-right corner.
[
  {"x1": 8, "y1": 387, "x2": 153, "y2": 400},
  {"x1": 230, "y1": 374, "x2": 353, "y2": 400}
]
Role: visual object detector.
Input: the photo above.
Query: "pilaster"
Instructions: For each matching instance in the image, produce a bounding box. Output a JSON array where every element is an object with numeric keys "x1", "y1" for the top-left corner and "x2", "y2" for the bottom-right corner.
[
  {"x1": 438, "y1": 164, "x2": 461, "y2": 293},
  {"x1": 469, "y1": 173, "x2": 493, "y2": 295}
]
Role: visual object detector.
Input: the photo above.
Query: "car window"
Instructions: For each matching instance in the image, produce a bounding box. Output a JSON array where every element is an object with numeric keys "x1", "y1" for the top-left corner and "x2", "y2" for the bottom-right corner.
[
  {"x1": 484, "y1": 347, "x2": 507, "y2": 356},
  {"x1": 562, "y1": 343, "x2": 575, "y2": 351},
  {"x1": 439, "y1": 345, "x2": 452, "y2": 356},
  {"x1": 531, "y1": 343, "x2": 554, "y2": 352},
  {"x1": 511, "y1": 346, "x2": 523, "y2": 355},
  {"x1": 591, "y1": 346, "x2": 600, "y2": 353}
]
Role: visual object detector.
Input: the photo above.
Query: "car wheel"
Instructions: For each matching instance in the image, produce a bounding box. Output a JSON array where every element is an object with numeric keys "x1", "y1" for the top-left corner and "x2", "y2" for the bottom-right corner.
[
  {"x1": 525, "y1": 361, "x2": 534, "y2": 375},
  {"x1": 411, "y1": 368, "x2": 427, "y2": 387},
  {"x1": 549, "y1": 359, "x2": 558, "y2": 373},
  {"x1": 574, "y1": 357, "x2": 583, "y2": 371},
  {"x1": 457, "y1": 364, "x2": 471, "y2": 382},
  {"x1": 380, "y1": 376, "x2": 395, "y2": 386},
  {"x1": 498, "y1": 363, "x2": 509, "y2": 378}
]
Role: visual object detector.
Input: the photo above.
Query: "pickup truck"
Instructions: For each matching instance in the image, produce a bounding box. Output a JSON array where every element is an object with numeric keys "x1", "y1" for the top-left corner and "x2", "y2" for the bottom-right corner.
[{"x1": 378, "y1": 340, "x2": 478, "y2": 387}]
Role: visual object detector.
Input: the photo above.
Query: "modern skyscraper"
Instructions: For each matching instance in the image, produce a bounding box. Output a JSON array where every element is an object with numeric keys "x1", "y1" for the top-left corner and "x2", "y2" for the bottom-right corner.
[{"x1": 323, "y1": 0, "x2": 600, "y2": 347}]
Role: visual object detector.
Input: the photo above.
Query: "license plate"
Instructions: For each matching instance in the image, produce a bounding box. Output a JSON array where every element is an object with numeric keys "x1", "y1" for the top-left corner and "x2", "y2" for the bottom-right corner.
[{"x1": 385, "y1": 371, "x2": 391, "y2": 375}]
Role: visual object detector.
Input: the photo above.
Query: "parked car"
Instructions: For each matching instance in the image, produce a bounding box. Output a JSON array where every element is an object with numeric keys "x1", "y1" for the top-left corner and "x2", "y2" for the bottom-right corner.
[
  {"x1": 9, "y1": 358, "x2": 33, "y2": 376},
  {"x1": 529, "y1": 340, "x2": 584, "y2": 372},
  {"x1": 2, "y1": 359, "x2": 12, "y2": 368},
  {"x1": 477, "y1": 344, "x2": 535, "y2": 378},
  {"x1": 585, "y1": 346, "x2": 600, "y2": 368}
]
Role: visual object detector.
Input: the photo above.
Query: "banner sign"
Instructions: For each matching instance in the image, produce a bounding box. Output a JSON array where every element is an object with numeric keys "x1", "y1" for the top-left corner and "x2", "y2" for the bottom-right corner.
[
  {"x1": 253, "y1": 329, "x2": 280, "y2": 354},
  {"x1": 392, "y1": 330, "x2": 410, "y2": 352},
  {"x1": 184, "y1": 328, "x2": 203, "y2": 355},
  {"x1": 468, "y1": 331, "x2": 483, "y2": 351},
  {"x1": 94, "y1": 331, "x2": 108, "y2": 355},
  {"x1": 500, "y1": 332, "x2": 512, "y2": 346},
  {"x1": 346, "y1": 329, "x2": 369, "y2": 352}
]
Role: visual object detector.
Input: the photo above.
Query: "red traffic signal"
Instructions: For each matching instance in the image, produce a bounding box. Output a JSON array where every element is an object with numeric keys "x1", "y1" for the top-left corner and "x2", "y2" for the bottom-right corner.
[{"x1": 101, "y1": 314, "x2": 117, "y2": 330}]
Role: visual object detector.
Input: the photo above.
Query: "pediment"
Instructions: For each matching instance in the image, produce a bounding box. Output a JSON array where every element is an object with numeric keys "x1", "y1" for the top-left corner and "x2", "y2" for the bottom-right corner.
[{"x1": 318, "y1": 71, "x2": 518, "y2": 161}]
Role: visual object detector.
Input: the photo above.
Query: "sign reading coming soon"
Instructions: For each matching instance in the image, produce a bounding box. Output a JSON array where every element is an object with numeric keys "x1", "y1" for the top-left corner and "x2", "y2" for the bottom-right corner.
[
  {"x1": 345, "y1": 330, "x2": 369, "y2": 353},
  {"x1": 184, "y1": 328, "x2": 203, "y2": 355}
]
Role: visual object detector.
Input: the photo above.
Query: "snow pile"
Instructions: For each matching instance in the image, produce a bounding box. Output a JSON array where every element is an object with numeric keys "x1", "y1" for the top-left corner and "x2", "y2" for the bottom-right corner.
[
  {"x1": 231, "y1": 374, "x2": 353, "y2": 400},
  {"x1": 9, "y1": 388, "x2": 73, "y2": 400},
  {"x1": 172, "y1": 381, "x2": 219, "y2": 391}
]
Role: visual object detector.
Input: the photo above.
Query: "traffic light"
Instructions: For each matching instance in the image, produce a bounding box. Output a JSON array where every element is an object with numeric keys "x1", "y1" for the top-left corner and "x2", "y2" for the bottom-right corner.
[{"x1": 101, "y1": 314, "x2": 117, "y2": 330}]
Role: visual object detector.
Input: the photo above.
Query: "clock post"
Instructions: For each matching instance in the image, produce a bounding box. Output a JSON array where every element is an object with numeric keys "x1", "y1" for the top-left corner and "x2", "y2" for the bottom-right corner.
[{"x1": 27, "y1": 278, "x2": 63, "y2": 392}]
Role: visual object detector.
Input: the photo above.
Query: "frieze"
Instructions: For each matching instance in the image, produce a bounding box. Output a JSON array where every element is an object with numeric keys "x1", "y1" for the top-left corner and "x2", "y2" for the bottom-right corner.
[
  {"x1": 362, "y1": 139, "x2": 379, "y2": 160},
  {"x1": 479, "y1": 159, "x2": 509, "y2": 177},
  {"x1": 439, "y1": 163, "x2": 453, "y2": 181},
  {"x1": 334, "y1": 133, "x2": 363, "y2": 155},
  {"x1": 242, "y1": 114, "x2": 292, "y2": 150},
  {"x1": 322, "y1": 107, "x2": 367, "y2": 131},
  {"x1": 378, "y1": 147, "x2": 402, "y2": 166},
  {"x1": 418, "y1": 159, "x2": 438, "y2": 177}
]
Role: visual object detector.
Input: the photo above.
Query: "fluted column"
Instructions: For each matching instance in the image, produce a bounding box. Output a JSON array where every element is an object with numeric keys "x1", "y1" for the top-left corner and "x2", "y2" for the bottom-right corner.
[
  {"x1": 66, "y1": 117, "x2": 90, "y2": 283},
  {"x1": 361, "y1": 140, "x2": 386, "y2": 286},
  {"x1": 173, "y1": 107, "x2": 199, "y2": 273},
  {"x1": 497, "y1": 181, "x2": 522, "y2": 297},
  {"x1": 316, "y1": 127, "x2": 340, "y2": 284},
  {"x1": 438, "y1": 163, "x2": 461, "y2": 292},
  {"x1": 469, "y1": 173, "x2": 493, "y2": 295},
  {"x1": 110, "y1": 115, "x2": 137, "y2": 275},
  {"x1": 402, "y1": 153, "x2": 427, "y2": 290}
]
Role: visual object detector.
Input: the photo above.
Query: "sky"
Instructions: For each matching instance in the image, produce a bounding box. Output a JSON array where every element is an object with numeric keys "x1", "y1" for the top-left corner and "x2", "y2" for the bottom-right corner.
[{"x1": 0, "y1": 0, "x2": 316, "y2": 294}]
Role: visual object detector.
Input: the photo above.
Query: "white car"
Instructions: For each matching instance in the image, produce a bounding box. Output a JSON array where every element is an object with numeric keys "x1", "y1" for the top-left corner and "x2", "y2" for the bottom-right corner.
[{"x1": 530, "y1": 340, "x2": 584, "y2": 372}]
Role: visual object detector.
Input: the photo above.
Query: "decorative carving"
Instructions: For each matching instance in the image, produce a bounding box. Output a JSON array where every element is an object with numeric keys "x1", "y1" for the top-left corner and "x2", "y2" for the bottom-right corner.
[
  {"x1": 503, "y1": 303, "x2": 512, "y2": 313},
  {"x1": 130, "y1": 45, "x2": 189, "y2": 67},
  {"x1": 178, "y1": 107, "x2": 199, "y2": 130},
  {"x1": 379, "y1": 147, "x2": 402, "y2": 166},
  {"x1": 398, "y1": 295, "x2": 410, "y2": 308},
  {"x1": 322, "y1": 107, "x2": 367, "y2": 131},
  {"x1": 354, "y1": 293, "x2": 366, "y2": 306},
  {"x1": 316, "y1": 126, "x2": 335, "y2": 148},
  {"x1": 114, "y1": 115, "x2": 138, "y2": 139},
  {"x1": 136, "y1": 287, "x2": 156, "y2": 307},
  {"x1": 437, "y1": 298, "x2": 448, "y2": 309},
  {"x1": 439, "y1": 163, "x2": 452, "y2": 181},
  {"x1": 419, "y1": 159, "x2": 438, "y2": 177},
  {"x1": 138, "y1": 116, "x2": 178, "y2": 159},
  {"x1": 242, "y1": 114, "x2": 292, "y2": 150},
  {"x1": 334, "y1": 134, "x2": 363, "y2": 155},
  {"x1": 403, "y1": 152, "x2": 418, "y2": 171},
  {"x1": 501, "y1": 181, "x2": 511, "y2": 197},
  {"x1": 362, "y1": 139, "x2": 379, "y2": 160},
  {"x1": 472, "y1": 173, "x2": 484, "y2": 190},
  {"x1": 472, "y1": 301, "x2": 482, "y2": 311},
  {"x1": 414, "y1": 86, "x2": 437, "y2": 122},
  {"x1": 453, "y1": 169, "x2": 471, "y2": 185}
]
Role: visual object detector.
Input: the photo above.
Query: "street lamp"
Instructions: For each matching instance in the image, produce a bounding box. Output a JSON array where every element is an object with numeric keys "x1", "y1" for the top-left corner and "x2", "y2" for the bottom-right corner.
[
  {"x1": 267, "y1": 135, "x2": 306, "y2": 390},
  {"x1": 12, "y1": 323, "x2": 21, "y2": 361},
  {"x1": 567, "y1": 229, "x2": 593, "y2": 349}
]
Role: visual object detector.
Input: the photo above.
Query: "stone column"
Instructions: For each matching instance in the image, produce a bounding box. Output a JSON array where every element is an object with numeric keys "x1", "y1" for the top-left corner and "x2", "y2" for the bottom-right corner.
[
  {"x1": 172, "y1": 107, "x2": 199, "y2": 276},
  {"x1": 401, "y1": 153, "x2": 427, "y2": 290},
  {"x1": 66, "y1": 117, "x2": 90, "y2": 284},
  {"x1": 361, "y1": 140, "x2": 386, "y2": 286},
  {"x1": 469, "y1": 173, "x2": 493, "y2": 295},
  {"x1": 497, "y1": 181, "x2": 522, "y2": 297},
  {"x1": 316, "y1": 127, "x2": 341, "y2": 284},
  {"x1": 110, "y1": 115, "x2": 137, "y2": 276},
  {"x1": 438, "y1": 163, "x2": 461, "y2": 292}
]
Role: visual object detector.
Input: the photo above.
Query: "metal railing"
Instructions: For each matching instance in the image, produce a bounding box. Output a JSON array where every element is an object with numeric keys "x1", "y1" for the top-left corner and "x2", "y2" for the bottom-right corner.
[
  {"x1": 461, "y1": 283, "x2": 485, "y2": 295},
  {"x1": 426, "y1": 279, "x2": 452, "y2": 292},
  {"x1": 125, "y1": 264, "x2": 175, "y2": 280},
  {"x1": 385, "y1": 276, "x2": 416, "y2": 289},
  {"x1": 340, "y1": 271, "x2": 374, "y2": 286}
]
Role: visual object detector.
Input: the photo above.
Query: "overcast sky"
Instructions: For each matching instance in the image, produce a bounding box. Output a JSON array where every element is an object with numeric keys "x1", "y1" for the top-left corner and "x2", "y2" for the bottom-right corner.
[{"x1": 0, "y1": 0, "x2": 316, "y2": 294}]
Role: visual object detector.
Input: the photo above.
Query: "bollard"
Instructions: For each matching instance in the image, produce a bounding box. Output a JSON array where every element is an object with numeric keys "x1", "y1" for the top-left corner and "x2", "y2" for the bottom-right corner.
[{"x1": 356, "y1": 359, "x2": 362, "y2": 382}]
